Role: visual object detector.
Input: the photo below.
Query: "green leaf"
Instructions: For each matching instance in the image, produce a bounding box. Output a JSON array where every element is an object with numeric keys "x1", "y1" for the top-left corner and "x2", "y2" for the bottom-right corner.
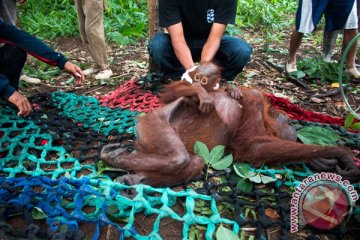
[
  {"x1": 32, "y1": 207, "x2": 47, "y2": 220},
  {"x1": 350, "y1": 122, "x2": 360, "y2": 130},
  {"x1": 296, "y1": 70, "x2": 306, "y2": 79},
  {"x1": 208, "y1": 145, "x2": 225, "y2": 164},
  {"x1": 194, "y1": 141, "x2": 210, "y2": 163},
  {"x1": 97, "y1": 161, "x2": 128, "y2": 174},
  {"x1": 98, "y1": 160, "x2": 107, "y2": 173},
  {"x1": 297, "y1": 126, "x2": 341, "y2": 146},
  {"x1": 260, "y1": 175, "x2": 277, "y2": 184},
  {"x1": 189, "y1": 230, "x2": 196, "y2": 240},
  {"x1": 236, "y1": 179, "x2": 254, "y2": 192},
  {"x1": 249, "y1": 174, "x2": 262, "y2": 183},
  {"x1": 344, "y1": 114, "x2": 355, "y2": 128},
  {"x1": 106, "y1": 205, "x2": 129, "y2": 223},
  {"x1": 216, "y1": 225, "x2": 239, "y2": 240},
  {"x1": 233, "y1": 163, "x2": 251, "y2": 178},
  {"x1": 211, "y1": 154, "x2": 233, "y2": 170}
]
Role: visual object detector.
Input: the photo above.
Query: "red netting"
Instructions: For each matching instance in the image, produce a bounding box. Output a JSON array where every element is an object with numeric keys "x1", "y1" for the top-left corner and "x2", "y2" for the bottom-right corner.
[
  {"x1": 267, "y1": 93, "x2": 359, "y2": 131},
  {"x1": 97, "y1": 79, "x2": 161, "y2": 112}
]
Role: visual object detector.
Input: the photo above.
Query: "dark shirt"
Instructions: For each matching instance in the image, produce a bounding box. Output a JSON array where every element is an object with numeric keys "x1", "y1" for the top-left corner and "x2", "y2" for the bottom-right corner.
[
  {"x1": 159, "y1": 0, "x2": 237, "y2": 39},
  {"x1": 0, "y1": 18, "x2": 67, "y2": 100}
]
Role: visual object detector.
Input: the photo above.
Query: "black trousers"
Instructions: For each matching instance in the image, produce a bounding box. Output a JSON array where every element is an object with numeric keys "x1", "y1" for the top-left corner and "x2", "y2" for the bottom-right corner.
[{"x1": 0, "y1": 44, "x2": 27, "y2": 91}]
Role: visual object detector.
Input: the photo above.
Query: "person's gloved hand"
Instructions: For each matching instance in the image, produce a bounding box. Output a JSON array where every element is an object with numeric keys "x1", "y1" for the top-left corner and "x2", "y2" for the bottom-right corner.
[{"x1": 181, "y1": 66, "x2": 197, "y2": 83}]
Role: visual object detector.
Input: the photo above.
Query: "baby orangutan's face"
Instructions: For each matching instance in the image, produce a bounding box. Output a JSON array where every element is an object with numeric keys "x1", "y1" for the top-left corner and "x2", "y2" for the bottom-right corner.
[{"x1": 189, "y1": 63, "x2": 221, "y2": 92}]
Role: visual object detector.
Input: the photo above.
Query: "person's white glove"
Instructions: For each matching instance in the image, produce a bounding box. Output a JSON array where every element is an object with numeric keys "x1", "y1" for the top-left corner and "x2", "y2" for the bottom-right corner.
[{"x1": 181, "y1": 66, "x2": 197, "y2": 84}]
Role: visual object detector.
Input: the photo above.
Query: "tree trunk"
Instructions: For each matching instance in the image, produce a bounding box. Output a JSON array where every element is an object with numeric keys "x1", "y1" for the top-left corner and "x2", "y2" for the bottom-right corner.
[{"x1": 147, "y1": 0, "x2": 160, "y2": 72}]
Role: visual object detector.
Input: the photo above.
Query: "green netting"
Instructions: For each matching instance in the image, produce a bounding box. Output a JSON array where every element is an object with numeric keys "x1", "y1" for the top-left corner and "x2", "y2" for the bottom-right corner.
[
  {"x1": 51, "y1": 92, "x2": 138, "y2": 136},
  {"x1": 0, "y1": 105, "x2": 98, "y2": 179}
]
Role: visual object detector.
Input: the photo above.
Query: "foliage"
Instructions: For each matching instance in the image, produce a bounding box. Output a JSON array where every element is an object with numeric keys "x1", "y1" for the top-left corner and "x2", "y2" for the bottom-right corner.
[
  {"x1": 32, "y1": 207, "x2": 47, "y2": 220},
  {"x1": 18, "y1": 0, "x2": 78, "y2": 39},
  {"x1": 97, "y1": 160, "x2": 128, "y2": 176},
  {"x1": 105, "y1": 0, "x2": 147, "y2": 45},
  {"x1": 19, "y1": 0, "x2": 147, "y2": 45},
  {"x1": 194, "y1": 141, "x2": 233, "y2": 179},
  {"x1": 23, "y1": 61, "x2": 61, "y2": 83},
  {"x1": 189, "y1": 225, "x2": 204, "y2": 240},
  {"x1": 344, "y1": 114, "x2": 360, "y2": 130},
  {"x1": 216, "y1": 224, "x2": 239, "y2": 240},
  {"x1": 236, "y1": 0, "x2": 297, "y2": 49},
  {"x1": 297, "y1": 126, "x2": 341, "y2": 146},
  {"x1": 233, "y1": 163, "x2": 276, "y2": 192},
  {"x1": 291, "y1": 57, "x2": 346, "y2": 83}
]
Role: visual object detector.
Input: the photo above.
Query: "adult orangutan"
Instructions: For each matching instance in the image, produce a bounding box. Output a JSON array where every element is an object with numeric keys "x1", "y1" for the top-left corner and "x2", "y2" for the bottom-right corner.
[{"x1": 101, "y1": 63, "x2": 360, "y2": 186}]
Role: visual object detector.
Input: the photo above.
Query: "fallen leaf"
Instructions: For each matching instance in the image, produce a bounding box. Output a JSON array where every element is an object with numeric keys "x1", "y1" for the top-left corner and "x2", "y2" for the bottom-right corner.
[
  {"x1": 331, "y1": 82, "x2": 339, "y2": 88},
  {"x1": 265, "y1": 208, "x2": 280, "y2": 219},
  {"x1": 310, "y1": 97, "x2": 324, "y2": 103},
  {"x1": 335, "y1": 102, "x2": 346, "y2": 108}
]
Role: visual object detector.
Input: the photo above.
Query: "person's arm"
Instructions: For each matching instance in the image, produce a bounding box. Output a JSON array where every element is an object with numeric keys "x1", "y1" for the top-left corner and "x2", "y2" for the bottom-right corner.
[
  {"x1": 158, "y1": 0, "x2": 194, "y2": 71},
  {"x1": 0, "y1": 19, "x2": 84, "y2": 82},
  {"x1": 200, "y1": 23, "x2": 227, "y2": 63},
  {"x1": 167, "y1": 23, "x2": 195, "y2": 70}
]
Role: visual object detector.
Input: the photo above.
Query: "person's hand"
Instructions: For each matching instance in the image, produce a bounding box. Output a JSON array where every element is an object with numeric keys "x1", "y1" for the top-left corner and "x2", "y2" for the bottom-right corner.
[
  {"x1": 181, "y1": 66, "x2": 197, "y2": 83},
  {"x1": 63, "y1": 61, "x2": 84, "y2": 85},
  {"x1": 7, "y1": 91, "x2": 32, "y2": 117},
  {"x1": 17, "y1": 0, "x2": 27, "y2": 4}
]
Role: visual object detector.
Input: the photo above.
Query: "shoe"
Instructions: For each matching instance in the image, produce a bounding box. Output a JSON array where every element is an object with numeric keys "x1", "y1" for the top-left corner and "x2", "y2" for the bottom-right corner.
[
  {"x1": 286, "y1": 62, "x2": 297, "y2": 73},
  {"x1": 83, "y1": 67, "x2": 99, "y2": 76},
  {"x1": 95, "y1": 69, "x2": 113, "y2": 80},
  {"x1": 20, "y1": 75, "x2": 41, "y2": 84},
  {"x1": 345, "y1": 67, "x2": 360, "y2": 79}
]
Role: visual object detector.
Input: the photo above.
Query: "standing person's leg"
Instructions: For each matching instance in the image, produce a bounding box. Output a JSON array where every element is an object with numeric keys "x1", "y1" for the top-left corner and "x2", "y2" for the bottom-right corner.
[
  {"x1": 214, "y1": 35, "x2": 252, "y2": 81},
  {"x1": 343, "y1": 28, "x2": 359, "y2": 77},
  {"x1": 82, "y1": 0, "x2": 112, "y2": 80},
  {"x1": 343, "y1": 0, "x2": 359, "y2": 77},
  {"x1": 287, "y1": 0, "x2": 329, "y2": 73},
  {"x1": 287, "y1": 30, "x2": 303, "y2": 71},
  {"x1": 326, "y1": 0, "x2": 359, "y2": 77},
  {"x1": 75, "y1": 0, "x2": 88, "y2": 45},
  {"x1": 322, "y1": 30, "x2": 340, "y2": 62},
  {"x1": 75, "y1": 0, "x2": 96, "y2": 76}
]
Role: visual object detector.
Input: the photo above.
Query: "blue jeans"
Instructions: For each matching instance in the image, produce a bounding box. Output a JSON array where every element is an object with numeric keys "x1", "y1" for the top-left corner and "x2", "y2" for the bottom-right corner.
[{"x1": 148, "y1": 33, "x2": 252, "y2": 81}]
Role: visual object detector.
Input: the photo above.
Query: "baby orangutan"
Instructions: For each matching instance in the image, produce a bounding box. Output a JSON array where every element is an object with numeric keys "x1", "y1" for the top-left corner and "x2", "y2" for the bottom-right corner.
[
  {"x1": 101, "y1": 63, "x2": 360, "y2": 186},
  {"x1": 159, "y1": 63, "x2": 242, "y2": 113}
]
